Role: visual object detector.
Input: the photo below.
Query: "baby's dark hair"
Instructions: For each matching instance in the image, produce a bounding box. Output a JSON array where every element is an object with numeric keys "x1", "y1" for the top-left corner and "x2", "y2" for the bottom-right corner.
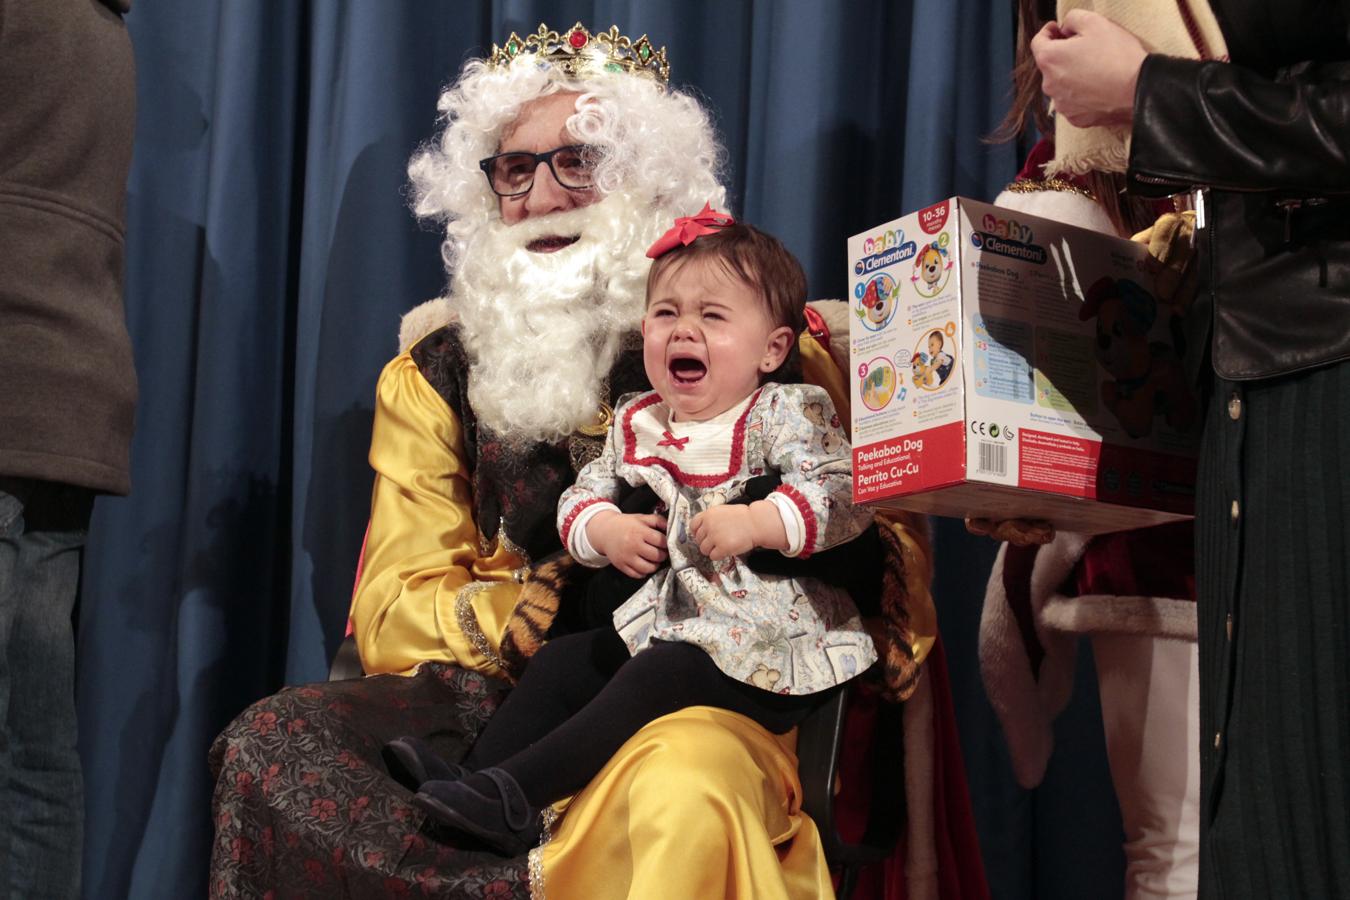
[{"x1": 646, "y1": 223, "x2": 807, "y2": 337}]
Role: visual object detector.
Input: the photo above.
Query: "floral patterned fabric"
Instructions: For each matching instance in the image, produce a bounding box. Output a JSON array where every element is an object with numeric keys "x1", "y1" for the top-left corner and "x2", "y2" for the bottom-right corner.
[
  {"x1": 558, "y1": 383, "x2": 877, "y2": 695},
  {"x1": 208, "y1": 664, "x2": 532, "y2": 899}
]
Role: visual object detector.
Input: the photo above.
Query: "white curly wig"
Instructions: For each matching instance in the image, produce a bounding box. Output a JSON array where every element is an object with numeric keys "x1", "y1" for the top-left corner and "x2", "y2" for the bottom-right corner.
[{"x1": 407, "y1": 53, "x2": 728, "y2": 274}]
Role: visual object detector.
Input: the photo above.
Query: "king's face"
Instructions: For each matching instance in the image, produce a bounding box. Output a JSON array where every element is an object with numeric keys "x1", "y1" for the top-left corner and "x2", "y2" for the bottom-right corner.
[{"x1": 497, "y1": 91, "x2": 599, "y2": 241}]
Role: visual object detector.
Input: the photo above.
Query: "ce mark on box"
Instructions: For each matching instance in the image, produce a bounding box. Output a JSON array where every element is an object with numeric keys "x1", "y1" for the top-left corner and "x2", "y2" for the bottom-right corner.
[{"x1": 970, "y1": 421, "x2": 1015, "y2": 440}]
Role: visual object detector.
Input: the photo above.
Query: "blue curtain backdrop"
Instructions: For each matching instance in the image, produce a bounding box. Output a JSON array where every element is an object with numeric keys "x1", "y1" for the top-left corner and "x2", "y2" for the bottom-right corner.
[{"x1": 76, "y1": 2, "x2": 1124, "y2": 897}]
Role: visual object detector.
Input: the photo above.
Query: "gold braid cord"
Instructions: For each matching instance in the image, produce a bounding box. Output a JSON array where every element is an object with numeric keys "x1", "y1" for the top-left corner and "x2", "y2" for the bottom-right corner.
[
  {"x1": 1003, "y1": 177, "x2": 1098, "y2": 202},
  {"x1": 454, "y1": 582, "x2": 513, "y2": 678},
  {"x1": 527, "y1": 807, "x2": 560, "y2": 899}
]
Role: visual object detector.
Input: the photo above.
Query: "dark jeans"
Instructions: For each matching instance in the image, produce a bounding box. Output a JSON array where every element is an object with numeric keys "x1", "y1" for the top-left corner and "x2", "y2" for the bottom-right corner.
[
  {"x1": 464, "y1": 627, "x2": 832, "y2": 807},
  {"x1": 0, "y1": 478, "x2": 93, "y2": 899}
]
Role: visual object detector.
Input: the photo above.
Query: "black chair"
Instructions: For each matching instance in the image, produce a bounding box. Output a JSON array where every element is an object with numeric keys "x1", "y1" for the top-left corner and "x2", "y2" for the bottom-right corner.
[{"x1": 796, "y1": 685, "x2": 907, "y2": 899}]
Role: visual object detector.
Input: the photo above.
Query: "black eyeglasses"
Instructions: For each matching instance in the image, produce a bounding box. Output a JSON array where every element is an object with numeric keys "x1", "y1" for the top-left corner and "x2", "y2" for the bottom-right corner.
[{"x1": 478, "y1": 144, "x2": 596, "y2": 198}]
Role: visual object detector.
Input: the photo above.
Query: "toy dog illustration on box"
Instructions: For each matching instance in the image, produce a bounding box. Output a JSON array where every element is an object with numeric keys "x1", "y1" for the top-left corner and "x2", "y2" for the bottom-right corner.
[
  {"x1": 1079, "y1": 276, "x2": 1197, "y2": 439},
  {"x1": 910, "y1": 353, "x2": 933, "y2": 388},
  {"x1": 911, "y1": 241, "x2": 952, "y2": 296},
  {"x1": 859, "y1": 274, "x2": 897, "y2": 327}
]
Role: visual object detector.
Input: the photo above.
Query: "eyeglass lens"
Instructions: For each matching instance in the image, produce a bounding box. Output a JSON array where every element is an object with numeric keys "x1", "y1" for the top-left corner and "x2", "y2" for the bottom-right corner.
[{"x1": 486, "y1": 146, "x2": 593, "y2": 196}]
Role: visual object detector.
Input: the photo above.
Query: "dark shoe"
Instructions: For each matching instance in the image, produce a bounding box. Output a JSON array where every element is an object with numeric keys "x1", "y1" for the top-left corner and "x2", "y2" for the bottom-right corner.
[
  {"x1": 414, "y1": 768, "x2": 542, "y2": 856},
  {"x1": 382, "y1": 736, "x2": 470, "y2": 791}
]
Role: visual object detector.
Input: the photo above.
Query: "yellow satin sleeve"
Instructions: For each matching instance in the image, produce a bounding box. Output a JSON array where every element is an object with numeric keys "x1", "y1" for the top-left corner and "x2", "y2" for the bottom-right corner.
[
  {"x1": 349, "y1": 351, "x2": 527, "y2": 677},
  {"x1": 533, "y1": 708, "x2": 834, "y2": 900}
]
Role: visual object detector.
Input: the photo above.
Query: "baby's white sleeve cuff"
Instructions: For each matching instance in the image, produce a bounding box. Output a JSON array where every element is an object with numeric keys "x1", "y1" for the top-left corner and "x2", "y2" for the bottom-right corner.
[
  {"x1": 569, "y1": 502, "x2": 621, "y2": 567},
  {"x1": 766, "y1": 492, "x2": 806, "y2": 557}
]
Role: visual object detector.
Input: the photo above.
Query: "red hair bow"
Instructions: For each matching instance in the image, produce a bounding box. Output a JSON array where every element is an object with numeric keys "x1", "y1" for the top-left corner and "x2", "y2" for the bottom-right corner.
[{"x1": 645, "y1": 202, "x2": 735, "y2": 259}]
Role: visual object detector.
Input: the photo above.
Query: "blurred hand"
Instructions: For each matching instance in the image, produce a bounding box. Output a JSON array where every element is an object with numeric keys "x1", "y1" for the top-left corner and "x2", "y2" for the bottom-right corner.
[
  {"x1": 1032, "y1": 10, "x2": 1147, "y2": 129},
  {"x1": 965, "y1": 517, "x2": 1055, "y2": 547},
  {"x1": 588, "y1": 511, "x2": 668, "y2": 577}
]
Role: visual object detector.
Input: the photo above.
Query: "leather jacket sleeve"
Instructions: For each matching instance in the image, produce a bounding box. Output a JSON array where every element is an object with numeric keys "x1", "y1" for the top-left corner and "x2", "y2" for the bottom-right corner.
[{"x1": 1128, "y1": 54, "x2": 1350, "y2": 196}]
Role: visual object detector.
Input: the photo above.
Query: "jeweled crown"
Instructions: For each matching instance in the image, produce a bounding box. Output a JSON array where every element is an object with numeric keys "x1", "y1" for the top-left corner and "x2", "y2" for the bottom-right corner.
[{"x1": 488, "y1": 22, "x2": 670, "y2": 85}]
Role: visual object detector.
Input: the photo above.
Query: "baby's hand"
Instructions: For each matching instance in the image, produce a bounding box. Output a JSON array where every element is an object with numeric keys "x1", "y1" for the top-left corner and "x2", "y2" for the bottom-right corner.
[
  {"x1": 691, "y1": 501, "x2": 787, "y2": 561},
  {"x1": 587, "y1": 511, "x2": 668, "y2": 578},
  {"x1": 690, "y1": 505, "x2": 754, "y2": 560}
]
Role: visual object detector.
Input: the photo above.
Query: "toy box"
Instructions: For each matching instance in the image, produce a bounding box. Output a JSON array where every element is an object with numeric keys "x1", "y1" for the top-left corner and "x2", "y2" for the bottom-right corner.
[{"x1": 846, "y1": 197, "x2": 1198, "y2": 534}]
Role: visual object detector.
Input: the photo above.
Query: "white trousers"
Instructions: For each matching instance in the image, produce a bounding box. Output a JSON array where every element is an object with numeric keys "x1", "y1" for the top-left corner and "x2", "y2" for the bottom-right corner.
[{"x1": 1091, "y1": 634, "x2": 1200, "y2": 900}]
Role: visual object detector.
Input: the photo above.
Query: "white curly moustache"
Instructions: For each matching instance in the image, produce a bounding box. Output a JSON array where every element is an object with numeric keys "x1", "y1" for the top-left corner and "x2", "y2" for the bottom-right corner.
[{"x1": 452, "y1": 193, "x2": 658, "y2": 444}]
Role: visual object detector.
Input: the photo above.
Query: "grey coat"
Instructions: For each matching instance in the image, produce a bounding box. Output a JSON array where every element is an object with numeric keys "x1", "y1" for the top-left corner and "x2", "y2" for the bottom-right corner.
[{"x1": 0, "y1": 0, "x2": 137, "y2": 493}]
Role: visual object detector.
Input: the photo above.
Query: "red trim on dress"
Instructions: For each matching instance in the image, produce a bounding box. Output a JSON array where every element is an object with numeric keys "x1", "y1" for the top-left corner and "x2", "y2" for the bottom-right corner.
[
  {"x1": 773, "y1": 483, "x2": 818, "y2": 559},
  {"x1": 559, "y1": 497, "x2": 610, "y2": 549},
  {"x1": 620, "y1": 390, "x2": 761, "y2": 488}
]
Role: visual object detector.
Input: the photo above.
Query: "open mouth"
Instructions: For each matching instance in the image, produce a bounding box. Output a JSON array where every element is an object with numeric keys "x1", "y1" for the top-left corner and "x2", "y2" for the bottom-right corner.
[
  {"x1": 669, "y1": 357, "x2": 707, "y2": 386},
  {"x1": 526, "y1": 235, "x2": 580, "y2": 253}
]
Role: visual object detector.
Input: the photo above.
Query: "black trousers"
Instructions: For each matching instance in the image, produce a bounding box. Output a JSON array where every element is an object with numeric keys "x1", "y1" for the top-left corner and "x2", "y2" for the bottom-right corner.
[{"x1": 463, "y1": 627, "x2": 832, "y2": 807}]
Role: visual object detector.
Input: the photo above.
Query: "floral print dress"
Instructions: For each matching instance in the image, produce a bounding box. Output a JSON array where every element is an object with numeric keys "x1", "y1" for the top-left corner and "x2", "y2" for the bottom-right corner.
[{"x1": 557, "y1": 383, "x2": 877, "y2": 695}]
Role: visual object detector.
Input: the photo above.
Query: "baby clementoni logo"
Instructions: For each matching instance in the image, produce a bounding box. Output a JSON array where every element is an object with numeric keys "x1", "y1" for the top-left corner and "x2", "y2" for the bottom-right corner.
[
  {"x1": 854, "y1": 227, "x2": 917, "y2": 277},
  {"x1": 862, "y1": 228, "x2": 904, "y2": 256},
  {"x1": 980, "y1": 213, "x2": 1034, "y2": 244},
  {"x1": 971, "y1": 212, "x2": 1047, "y2": 264}
]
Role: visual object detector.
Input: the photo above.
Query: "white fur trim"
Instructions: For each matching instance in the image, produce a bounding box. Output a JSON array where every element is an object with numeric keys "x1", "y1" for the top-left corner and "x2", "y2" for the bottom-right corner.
[
  {"x1": 979, "y1": 531, "x2": 1198, "y2": 788},
  {"x1": 978, "y1": 536, "x2": 1081, "y2": 788},
  {"x1": 397, "y1": 297, "x2": 455, "y2": 354},
  {"x1": 1026, "y1": 532, "x2": 1091, "y2": 650},
  {"x1": 903, "y1": 665, "x2": 938, "y2": 900},
  {"x1": 1040, "y1": 593, "x2": 1197, "y2": 641},
  {"x1": 993, "y1": 189, "x2": 1117, "y2": 235}
]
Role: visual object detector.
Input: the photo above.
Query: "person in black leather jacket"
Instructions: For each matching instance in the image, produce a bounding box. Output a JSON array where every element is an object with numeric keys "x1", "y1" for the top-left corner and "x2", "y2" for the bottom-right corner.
[{"x1": 1032, "y1": 4, "x2": 1349, "y2": 898}]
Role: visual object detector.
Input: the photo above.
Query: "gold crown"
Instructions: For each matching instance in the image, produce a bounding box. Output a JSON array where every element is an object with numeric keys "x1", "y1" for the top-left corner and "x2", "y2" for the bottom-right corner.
[{"x1": 488, "y1": 22, "x2": 670, "y2": 85}]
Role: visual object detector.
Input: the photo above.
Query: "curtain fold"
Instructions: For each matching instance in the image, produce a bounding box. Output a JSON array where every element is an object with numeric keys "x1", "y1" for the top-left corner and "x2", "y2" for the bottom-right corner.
[{"x1": 74, "y1": 2, "x2": 1119, "y2": 897}]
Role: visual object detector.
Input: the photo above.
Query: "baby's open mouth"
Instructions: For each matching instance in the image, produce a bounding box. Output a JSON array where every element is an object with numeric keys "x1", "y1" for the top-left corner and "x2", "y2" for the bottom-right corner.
[
  {"x1": 526, "y1": 235, "x2": 580, "y2": 253},
  {"x1": 669, "y1": 358, "x2": 707, "y2": 385}
]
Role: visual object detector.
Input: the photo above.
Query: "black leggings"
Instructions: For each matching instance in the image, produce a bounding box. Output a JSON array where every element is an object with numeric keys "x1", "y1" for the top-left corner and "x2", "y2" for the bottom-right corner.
[{"x1": 463, "y1": 627, "x2": 831, "y2": 807}]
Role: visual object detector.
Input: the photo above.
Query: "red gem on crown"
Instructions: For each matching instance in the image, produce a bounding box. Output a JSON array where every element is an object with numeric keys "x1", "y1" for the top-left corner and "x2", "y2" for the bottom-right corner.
[{"x1": 568, "y1": 29, "x2": 588, "y2": 48}]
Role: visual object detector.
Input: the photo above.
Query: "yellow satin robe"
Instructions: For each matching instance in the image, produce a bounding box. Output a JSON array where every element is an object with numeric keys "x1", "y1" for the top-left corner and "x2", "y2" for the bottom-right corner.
[{"x1": 349, "y1": 332, "x2": 936, "y2": 899}]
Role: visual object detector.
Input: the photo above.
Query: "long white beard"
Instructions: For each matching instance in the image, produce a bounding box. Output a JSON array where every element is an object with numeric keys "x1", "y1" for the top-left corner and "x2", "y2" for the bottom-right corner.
[{"x1": 452, "y1": 193, "x2": 659, "y2": 443}]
